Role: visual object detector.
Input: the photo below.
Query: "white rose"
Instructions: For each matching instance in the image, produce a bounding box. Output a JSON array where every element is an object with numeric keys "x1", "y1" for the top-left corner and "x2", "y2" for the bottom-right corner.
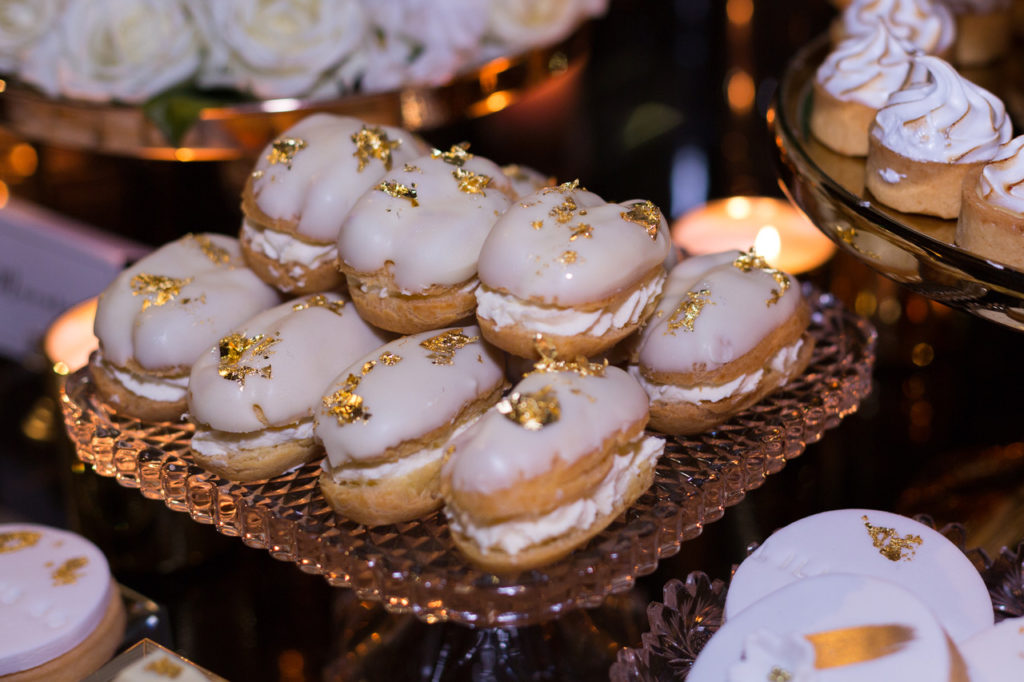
[
  {"x1": 487, "y1": 0, "x2": 590, "y2": 52},
  {"x1": 189, "y1": 0, "x2": 368, "y2": 100},
  {"x1": 0, "y1": 0, "x2": 64, "y2": 74},
  {"x1": 19, "y1": 0, "x2": 201, "y2": 103}
]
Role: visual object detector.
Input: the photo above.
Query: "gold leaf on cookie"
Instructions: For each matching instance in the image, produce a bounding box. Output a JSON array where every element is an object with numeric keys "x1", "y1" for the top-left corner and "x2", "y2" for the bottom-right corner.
[
  {"x1": 666, "y1": 288, "x2": 713, "y2": 334},
  {"x1": 452, "y1": 167, "x2": 492, "y2": 195},
  {"x1": 862, "y1": 515, "x2": 922, "y2": 562},
  {"x1": 188, "y1": 234, "x2": 231, "y2": 265},
  {"x1": 130, "y1": 274, "x2": 193, "y2": 311},
  {"x1": 420, "y1": 329, "x2": 479, "y2": 365},
  {"x1": 431, "y1": 142, "x2": 473, "y2": 167},
  {"x1": 352, "y1": 126, "x2": 400, "y2": 172},
  {"x1": 323, "y1": 374, "x2": 371, "y2": 425},
  {"x1": 378, "y1": 351, "x2": 402, "y2": 366},
  {"x1": 217, "y1": 333, "x2": 279, "y2": 386},
  {"x1": 267, "y1": 137, "x2": 307, "y2": 169},
  {"x1": 0, "y1": 531, "x2": 40, "y2": 554},
  {"x1": 733, "y1": 247, "x2": 791, "y2": 306},
  {"x1": 52, "y1": 556, "x2": 88, "y2": 586},
  {"x1": 497, "y1": 386, "x2": 561, "y2": 430},
  {"x1": 377, "y1": 180, "x2": 419, "y2": 207},
  {"x1": 292, "y1": 294, "x2": 346, "y2": 315},
  {"x1": 620, "y1": 200, "x2": 662, "y2": 240}
]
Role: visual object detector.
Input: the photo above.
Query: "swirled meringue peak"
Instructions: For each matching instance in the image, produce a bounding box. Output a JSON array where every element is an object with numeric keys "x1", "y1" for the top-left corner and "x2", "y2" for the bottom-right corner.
[
  {"x1": 872, "y1": 55, "x2": 1010, "y2": 163},
  {"x1": 841, "y1": 0, "x2": 956, "y2": 55},
  {"x1": 817, "y1": 23, "x2": 916, "y2": 108},
  {"x1": 978, "y1": 136, "x2": 1024, "y2": 215}
]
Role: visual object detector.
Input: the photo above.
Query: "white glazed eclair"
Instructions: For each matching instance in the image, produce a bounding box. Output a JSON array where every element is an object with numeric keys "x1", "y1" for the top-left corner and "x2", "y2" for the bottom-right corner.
[
  {"x1": 240, "y1": 113, "x2": 429, "y2": 294},
  {"x1": 336, "y1": 144, "x2": 515, "y2": 334},
  {"x1": 315, "y1": 326, "x2": 506, "y2": 526},
  {"x1": 475, "y1": 181, "x2": 670, "y2": 359},
  {"x1": 187, "y1": 292, "x2": 390, "y2": 482},
  {"x1": 92, "y1": 233, "x2": 281, "y2": 422},
  {"x1": 630, "y1": 250, "x2": 813, "y2": 435},
  {"x1": 441, "y1": 358, "x2": 665, "y2": 572}
]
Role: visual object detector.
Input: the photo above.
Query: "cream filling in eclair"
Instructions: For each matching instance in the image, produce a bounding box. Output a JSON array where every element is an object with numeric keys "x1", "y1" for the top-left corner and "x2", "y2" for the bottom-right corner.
[
  {"x1": 241, "y1": 220, "x2": 336, "y2": 268},
  {"x1": 631, "y1": 339, "x2": 804, "y2": 404},
  {"x1": 106, "y1": 361, "x2": 189, "y2": 403},
  {"x1": 190, "y1": 418, "x2": 315, "y2": 464},
  {"x1": 356, "y1": 277, "x2": 478, "y2": 299},
  {"x1": 447, "y1": 435, "x2": 665, "y2": 556},
  {"x1": 475, "y1": 272, "x2": 665, "y2": 337}
]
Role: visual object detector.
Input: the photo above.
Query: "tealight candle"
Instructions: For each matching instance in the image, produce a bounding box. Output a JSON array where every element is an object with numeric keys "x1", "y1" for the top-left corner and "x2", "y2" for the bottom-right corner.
[{"x1": 672, "y1": 196, "x2": 835, "y2": 274}]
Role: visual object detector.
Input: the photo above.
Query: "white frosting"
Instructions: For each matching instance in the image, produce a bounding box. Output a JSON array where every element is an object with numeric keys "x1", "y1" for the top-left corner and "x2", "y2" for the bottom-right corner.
[
  {"x1": 443, "y1": 366, "x2": 650, "y2": 494},
  {"x1": 724, "y1": 508, "x2": 994, "y2": 643},
  {"x1": 337, "y1": 150, "x2": 513, "y2": 291},
  {"x1": 241, "y1": 219, "x2": 336, "y2": 267},
  {"x1": 977, "y1": 135, "x2": 1024, "y2": 215},
  {"x1": 476, "y1": 184, "x2": 670, "y2": 306},
  {"x1": 446, "y1": 434, "x2": 664, "y2": 555},
  {"x1": 187, "y1": 292, "x2": 390, "y2": 433},
  {"x1": 316, "y1": 325, "x2": 505, "y2": 466},
  {"x1": 878, "y1": 167, "x2": 905, "y2": 183},
  {"x1": 93, "y1": 233, "x2": 281, "y2": 371},
  {"x1": 817, "y1": 24, "x2": 916, "y2": 109},
  {"x1": 0, "y1": 524, "x2": 115, "y2": 675},
  {"x1": 475, "y1": 270, "x2": 664, "y2": 336},
  {"x1": 872, "y1": 55, "x2": 1011, "y2": 164},
  {"x1": 113, "y1": 649, "x2": 208, "y2": 682},
  {"x1": 249, "y1": 113, "x2": 428, "y2": 242},
  {"x1": 690, "y1": 574, "x2": 961, "y2": 682},
  {"x1": 190, "y1": 418, "x2": 315, "y2": 463},
  {"x1": 840, "y1": 0, "x2": 956, "y2": 55},
  {"x1": 962, "y1": 617, "x2": 1024, "y2": 682},
  {"x1": 104, "y1": 362, "x2": 189, "y2": 403},
  {"x1": 636, "y1": 252, "x2": 804, "y2": 375}
]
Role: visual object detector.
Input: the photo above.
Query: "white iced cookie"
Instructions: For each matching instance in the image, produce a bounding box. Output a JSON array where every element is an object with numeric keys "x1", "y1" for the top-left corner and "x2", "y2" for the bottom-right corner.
[
  {"x1": 835, "y1": 0, "x2": 956, "y2": 56},
  {"x1": 91, "y1": 233, "x2": 281, "y2": 422},
  {"x1": 866, "y1": 55, "x2": 1011, "y2": 218},
  {"x1": 475, "y1": 181, "x2": 669, "y2": 359},
  {"x1": 961, "y1": 617, "x2": 1024, "y2": 682},
  {"x1": 690, "y1": 574, "x2": 970, "y2": 682},
  {"x1": 441, "y1": 359, "x2": 665, "y2": 572},
  {"x1": 956, "y1": 135, "x2": 1024, "y2": 268},
  {"x1": 316, "y1": 326, "x2": 506, "y2": 526},
  {"x1": 811, "y1": 24, "x2": 916, "y2": 156},
  {"x1": 724, "y1": 508, "x2": 994, "y2": 643},
  {"x1": 336, "y1": 144, "x2": 515, "y2": 334},
  {"x1": 187, "y1": 292, "x2": 391, "y2": 482},
  {"x1": 0, "y1": 524, "x2": 125, "y2": 681},
  {"x1": 240, "y1": 113, "x2": 429, "y2": 294},
  {"x1": 629, "y1": 250, "x2": 813, "y2": 436}
]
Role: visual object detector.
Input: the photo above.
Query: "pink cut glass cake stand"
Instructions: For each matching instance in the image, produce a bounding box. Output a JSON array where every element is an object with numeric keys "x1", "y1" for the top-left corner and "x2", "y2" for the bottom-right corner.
[{"x1": 60, "y1": 286, "x2": 876, "y2": 630}]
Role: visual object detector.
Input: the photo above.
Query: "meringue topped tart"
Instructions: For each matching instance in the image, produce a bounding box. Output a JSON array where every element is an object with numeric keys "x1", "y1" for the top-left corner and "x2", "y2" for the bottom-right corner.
[
  {"x1": 833, "y1": 0, "x2": 956, "y2": 57},
  {"x1": 956, "y1": 135, "x2": 1024, "y2": 269},
  {"x1": 240, "y1": 113, "x2": 429, "y2": 294}
]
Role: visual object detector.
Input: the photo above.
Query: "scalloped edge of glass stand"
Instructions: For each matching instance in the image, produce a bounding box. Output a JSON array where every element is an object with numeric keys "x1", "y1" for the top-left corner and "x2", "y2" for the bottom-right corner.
[
  {"x1": 59, "y1": 287, "x2": 875, "y2": 628},
  {"x1": 772, "y1": 33, "x2": 1024, "y2": 332}
]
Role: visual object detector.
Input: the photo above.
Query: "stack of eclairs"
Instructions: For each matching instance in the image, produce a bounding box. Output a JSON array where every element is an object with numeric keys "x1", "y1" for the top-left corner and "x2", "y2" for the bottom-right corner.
[{"x1": 91, "y1": 113, "x2": 815, "y2": 572}]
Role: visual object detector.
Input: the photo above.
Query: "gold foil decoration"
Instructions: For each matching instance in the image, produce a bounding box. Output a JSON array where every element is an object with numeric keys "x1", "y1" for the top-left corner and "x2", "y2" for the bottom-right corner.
[
  {"x1": 420, "y1": 328, "x2": 479, "y2": 365},
  {"x1": 452, "y1": 167, "x2": 492, "y2": 195},
  {"x1": 806, "y1": 624, "x2": 915, "y2": 669},
  {"x1": 569, "y1": 223, "x2": 593, "y2": 241},
  {"x1": 620, "y1": 200, "x2": 662, "y2": 240},
  {"x1": 379, "y1": 351, "x2": 402, "y2": 366},
  {"x1": 531, "y1": 220, "x2": 544, "y2": 230},
  {"x1": 144, "y1": 657, "x2": 184, "y2": 677},
  {"x1": 189, "y1": 234, "x2": 231, "y2": 265},
  {"x1": 497, "y1": 386, "x2": 561, "y2": 430},
  {"x1": 267, "y1": 137, "x2": 307, "y2": 169},
  {"x1": 217, "y1": 333, "x2": 279, "y2": 386},
  {"x1": 404, "y1": 163, "x2": 422, "y2": 173},
  {"x1": 0, "y1": 531, "x2": 41, "y2": 553},
  {"x1": 52, "y1": 556, "x2": 88, "y2": 586},
  {"x1": 352, "y1": 126, "x2": 400, "y2": 171},
  {"x1": 733, "y1": 247, "x2": 791, "y2": 306},
  {"x1": 530, "y1": 336, "x2": 606, "y2": 377},
  {"x1": 544, "y1": 179, "x2": 581, "y2": 194},
  {"x1": 863, "y1": 516, "x2": 922, "y2": 562},
  {"x1": 549, "y1": 196, "x2": 578, "y2": 223},
  {"x1": 768, "y1": 668, "x2": 792, "y2": 682},
  {"x1": 130, "y1": 274, "x2": 193, "y2": 311},
  {"x1": 361, "y1": 360, "x2": 376, "y2": 375},
  {"x1": 292, "y1": 294, "x2": 345, "y2": 315},
  {"x1": 431, "y1": 142, "x2": 473, "y2": 167},
  {"x1": 378, "y1": 180, "x2": 419, "y2": 207},
  {"x1": 323, "y1": 374, "x2": 370, "y2": 425},
  {"x1": 558, "y1": 250, "x2": 578, "y2": 265},
  {"x1": 666, "y1": 289, "x2": 713, "y2": 333},
  {"x1": 502, "y1": 164, "x2": 529, "y2": 182}
]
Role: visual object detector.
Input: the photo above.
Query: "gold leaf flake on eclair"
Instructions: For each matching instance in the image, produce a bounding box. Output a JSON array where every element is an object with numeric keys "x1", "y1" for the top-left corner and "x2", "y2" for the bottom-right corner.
[
  {"x1": 531, "y1": 220, "x2": 544, "y2": 230},
  {"x1": 217, "y1": 333, "x2": 279, "y2": 386},
  {"x1": 379, "y1": 351, "x2": 402, "y2": 366},
  {"x1": 863, "y1": 515, "x2": 922, "y2": 562},
  {"x1": 733, "y1": 247, "x2": 791, "y2": 306},
  {"x1": 431, "y1": 142, "x2": 472, "y2": 167},
  {"x1": 544, "y1": 179, "x2": 581, "y2": 194},
  {"x1": 452, "y1": 167, "x2": 492, "y2": 195},
  {"x1": 292, "y1": 294, "x2": 346, "y2": 315},
  {"x1": 420, "y1": 328, "x2": 479, "y2": 365},
  {"x1": 188, "y1": 234, "x2": 231, "y2": 265},
  {"x1": 568, "y1": 223, "x2": 592, "y2": 241},
  {"x1": 549, "y1": 196, "x2": 578, "y2": 223},
  {"x1": 378, "y1": 180, "x2": 419, "y2": 206},
  {"x1": 497, "y1": 386, "x2": 561, "y2": 430},
  {"x1": 130, "y1": 274, "x2": 193, "y2": 311},
  {"x1": 0, "y1": 531, "x2": 40, "y2": 554},
  {"x1": 558, "y1": 250, "x2": 578, "y2": 265},
  {"x1": 266, "y1": 137, "x2": 307, "y2": 169},
  {"x1": 666, "y1": 289, "x2": 713, "y2": 334},
  {"x1": 530, "y1": 336, "x2": 607, "y2": 377},
  {"x1": 404, "y1": 163, "x2": 422, "y2": 173},
  {"x1": 323, "y1": 374, "x2": 371, "y2": 425},
  {"x1": 620, "y1": 200, "x2": 662, "y2": 240},
  {"x1": 52, "y1": 556, "x2": 88, "y2": 586},
  {"x1": 352, "y1": 126, "x2": 400, "y2": 171}
]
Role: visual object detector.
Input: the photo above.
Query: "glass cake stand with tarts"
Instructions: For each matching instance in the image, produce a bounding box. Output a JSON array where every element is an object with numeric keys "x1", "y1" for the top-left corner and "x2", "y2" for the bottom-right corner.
[
  {"x1": 59, "y1": 285, "x2": 875, "y2": 676},
  {"x1": 772, "y1": 34, "x2": 1024, "y2": 332}
]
